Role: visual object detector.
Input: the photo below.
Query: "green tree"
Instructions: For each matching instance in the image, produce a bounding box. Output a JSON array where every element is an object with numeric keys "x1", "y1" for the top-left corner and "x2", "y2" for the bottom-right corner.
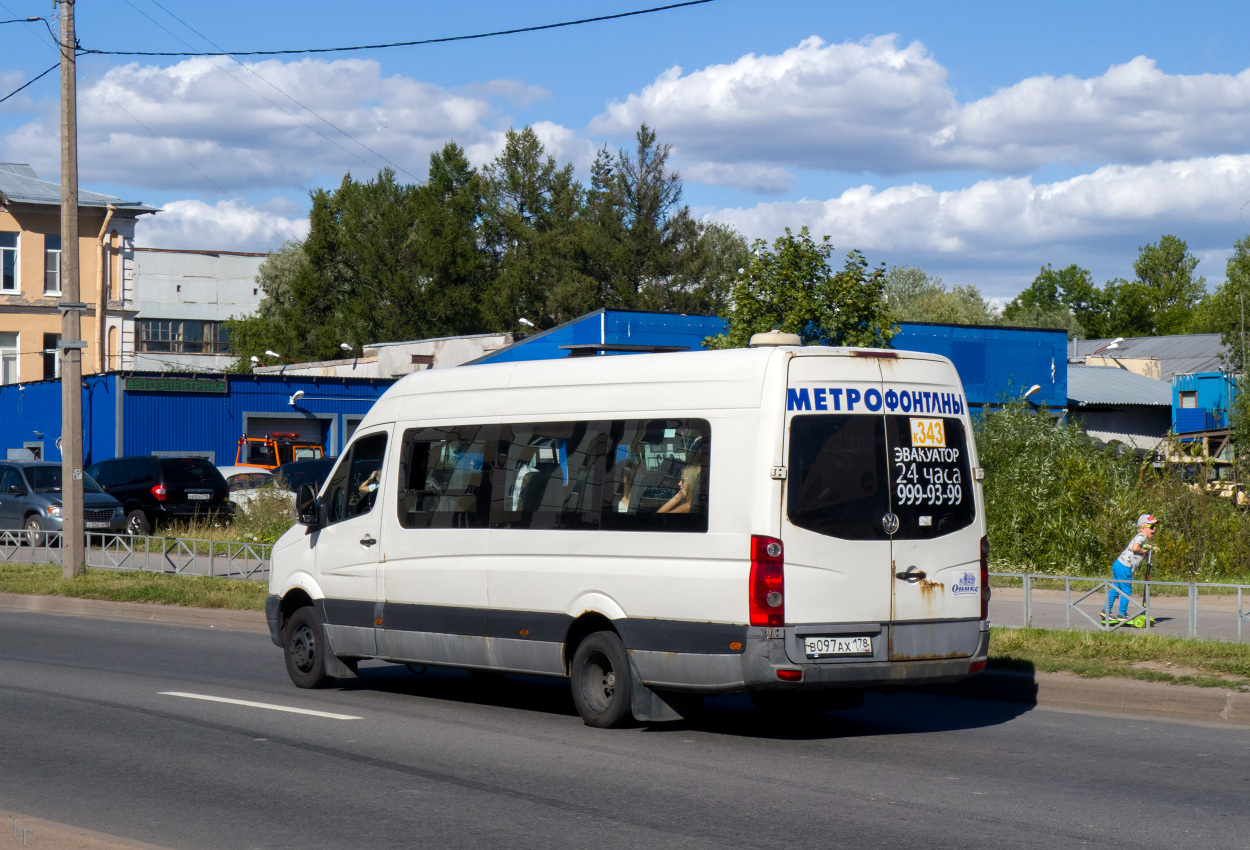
[
  {"x1": 1131, "y1": 234, "x2": 1206, "y2": 335},
  {"x1": 1003, "y1": 263, "x2": 1097, "y2": 337},
  {"x1": 705, "y1": 227, "x2": 896, "y2": 349},
  {"x1": 481, "y1": 127, "x2": 586, "y2": 329}
]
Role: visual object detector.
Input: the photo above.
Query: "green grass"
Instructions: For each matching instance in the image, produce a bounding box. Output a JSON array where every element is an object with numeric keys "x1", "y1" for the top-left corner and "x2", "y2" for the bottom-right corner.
[
  {"x1": 0, "y1": 563, "x2": 267, "y2": 610},
  {"x1": 989, "y1": 627, "x2": 1250, "y2": 691}
]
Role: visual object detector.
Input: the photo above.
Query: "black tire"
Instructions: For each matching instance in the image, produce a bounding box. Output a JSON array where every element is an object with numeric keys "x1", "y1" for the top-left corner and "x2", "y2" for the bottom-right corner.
[
  {"x1": 126, "y1": 509, "x2": 151, "y2": 536},
  {"x1": 570, "y1": 631, "x2": 634, "y2": 728},
  {"x1": 24, "y1": 515, "x2": 44, "y2": 547},
  {"x1": 283, "y1": 606, "x2": 331, "y2": 689}
]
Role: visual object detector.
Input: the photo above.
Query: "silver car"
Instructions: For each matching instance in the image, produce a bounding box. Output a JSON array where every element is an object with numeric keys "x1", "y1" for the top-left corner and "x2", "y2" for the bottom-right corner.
[{"x1": 0, "y1": 462, "x2": 126, "y2": 544}]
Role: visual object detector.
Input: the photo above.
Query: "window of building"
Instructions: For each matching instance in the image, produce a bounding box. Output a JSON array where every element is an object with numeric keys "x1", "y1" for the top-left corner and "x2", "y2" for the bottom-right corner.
[
  {"x1": 43, "y1": 234, "x2": 61, "y2": 295},
  {"x1": 137, "y1": 319, "x2": 230, "y2": 354},
  {"x1": 0, "y1": 233, "x2": 17, "y2": 292},
  {"x1": 0, "y1": 332, "x2": 17, "y2": 385},
  {"x1": 1179, "y1": 391, "x2": 1198, "y2": 409},
  {"x1": 43, "y1": 333, "x2": 60, "y2": 380}
]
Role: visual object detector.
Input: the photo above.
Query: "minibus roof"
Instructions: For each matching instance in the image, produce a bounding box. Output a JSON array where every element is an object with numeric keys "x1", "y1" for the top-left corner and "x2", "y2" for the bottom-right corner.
[{"x1": 357, "y1": 345, "x2": 958, "y2": 430}]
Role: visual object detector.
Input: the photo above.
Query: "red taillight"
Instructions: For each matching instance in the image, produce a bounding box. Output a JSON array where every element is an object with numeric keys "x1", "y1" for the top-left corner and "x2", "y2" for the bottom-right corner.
[
  {"x1": 749, "y1": 535, "x2": 785, "y2": 627},
  {"x1": 980, "y1": 535, "x2": 990, "y2": 620},
  {"x1": 970, "y1": 660, "x2": 986, "y2": 674},
  {"x1": 776, "y1": 669, "x2": 802, "y2": 681},
  {"x1": 151, "y1": 484, "x2": 168, "y2": 501}
]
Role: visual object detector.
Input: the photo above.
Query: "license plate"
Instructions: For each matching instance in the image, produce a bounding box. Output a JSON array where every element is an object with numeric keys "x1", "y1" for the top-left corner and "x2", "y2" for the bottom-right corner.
[
  {"x1": 187, "y1": 493, "x2": 211, "y2": 501},
  {"x1": 85, "y1": 522, "x2": 109, "y2": 529},
  {"x1": 803, "y1": 636, "x2": 872, "y2": 658}
]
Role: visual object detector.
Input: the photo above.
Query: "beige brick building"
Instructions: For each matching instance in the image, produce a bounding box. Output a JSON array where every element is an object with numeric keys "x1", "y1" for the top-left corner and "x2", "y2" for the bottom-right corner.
[{"x1": 0, "y1": 163, "x2": 157, "y2": 383}]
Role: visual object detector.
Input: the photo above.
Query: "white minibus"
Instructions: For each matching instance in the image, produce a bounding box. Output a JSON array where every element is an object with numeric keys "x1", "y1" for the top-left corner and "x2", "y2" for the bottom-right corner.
[{"x1": 265, "y1": 343, "x2": 990, "y2": 727}]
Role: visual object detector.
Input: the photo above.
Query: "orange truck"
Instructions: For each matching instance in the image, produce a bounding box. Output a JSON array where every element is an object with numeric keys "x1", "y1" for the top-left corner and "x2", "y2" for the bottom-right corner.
[{"x1": 235, "y1": 432, "x2": 326, "y2": 470}]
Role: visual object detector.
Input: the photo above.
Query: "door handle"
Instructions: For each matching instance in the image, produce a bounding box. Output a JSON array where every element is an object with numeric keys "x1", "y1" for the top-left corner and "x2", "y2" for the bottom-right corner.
[
  {"x1": 359, "y1": 534, "x2": 376, "y2": 547},
  {"x1": 895, "y1": 566, "x2": 927, "y2": 582}
]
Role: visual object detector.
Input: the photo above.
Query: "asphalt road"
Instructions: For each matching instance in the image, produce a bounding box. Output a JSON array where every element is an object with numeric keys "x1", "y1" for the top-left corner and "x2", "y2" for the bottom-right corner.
[{"x1": 1, "y1": 610, "x2": 1248, "y2": 849}]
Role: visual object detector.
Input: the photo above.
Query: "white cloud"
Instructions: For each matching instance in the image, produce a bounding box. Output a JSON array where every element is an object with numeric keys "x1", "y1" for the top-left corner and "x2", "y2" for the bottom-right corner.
[
  {"x1": 457, "y1": 79, "x2": 550, "y2": 107},
  {"x1": 708, "y1": 155, "x2": 1250, "y2": 296},
  {"x1": 0, "y1": 57, "x2": 566, "y2": 193},
  {"x1": 593, "y1": 36, "x2": 1250, "y2": 180},
  {"x1": 135, "y1": 198, "x2": 309, "y2": 252}
]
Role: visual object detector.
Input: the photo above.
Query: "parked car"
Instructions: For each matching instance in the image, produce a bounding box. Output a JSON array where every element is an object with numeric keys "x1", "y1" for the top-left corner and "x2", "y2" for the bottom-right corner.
[
  {"x1": 216, "y1": 465, "x2": 276, "y2": 509},
  {"x1": 0, "y1": 461, "x2": 126, "y2": 544},
  {"x1": 85, "y1": 456, "x2": 233, "y2": 535},
  {"x1": 272, "y1": 457, "x2": 337, "y2": 499}
]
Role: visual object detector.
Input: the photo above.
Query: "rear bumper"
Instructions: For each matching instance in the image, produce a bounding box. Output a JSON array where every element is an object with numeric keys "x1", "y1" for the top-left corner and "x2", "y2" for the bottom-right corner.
[
  {"x1": 152, "y1": 502, "x2": 234, "y2": 520},
  {"x1": 629, "y1": 618, "x2": 990, "y2": 694}
]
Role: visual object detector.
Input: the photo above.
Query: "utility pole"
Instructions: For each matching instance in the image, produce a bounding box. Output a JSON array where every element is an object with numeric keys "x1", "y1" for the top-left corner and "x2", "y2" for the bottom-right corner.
[{"x1": 58, "y1": 0, "x2": 85, "y2": 577}]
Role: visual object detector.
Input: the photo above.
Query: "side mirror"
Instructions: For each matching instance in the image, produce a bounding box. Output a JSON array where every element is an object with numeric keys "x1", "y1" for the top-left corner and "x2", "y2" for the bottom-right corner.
[
  {"x1": 8, "y1": 485, "x2": 25, "y2": 495},
  {"x1": 297, "y1": 482, "x2": 321, "y2": 530}
]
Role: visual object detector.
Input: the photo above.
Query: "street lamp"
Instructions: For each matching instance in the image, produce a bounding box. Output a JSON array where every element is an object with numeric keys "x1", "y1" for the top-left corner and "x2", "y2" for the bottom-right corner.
[
  {"x1": 1023, "y1": 385, "x2": 1041, "y2": 399},
  {"x1": 518, "y1": 317, "x2": 536, "y2": 329}
]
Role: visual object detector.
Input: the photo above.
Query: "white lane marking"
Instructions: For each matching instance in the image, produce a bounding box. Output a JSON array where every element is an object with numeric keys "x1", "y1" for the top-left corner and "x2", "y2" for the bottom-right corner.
[{"x1": 159, "y1": 692, "x2": 361, "y2": 720}]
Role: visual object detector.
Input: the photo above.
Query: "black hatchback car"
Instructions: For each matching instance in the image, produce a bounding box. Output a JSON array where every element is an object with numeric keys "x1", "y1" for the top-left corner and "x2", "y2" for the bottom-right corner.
[{"x1": 85, "y1": 456, "x2": 234, "y2": 535}]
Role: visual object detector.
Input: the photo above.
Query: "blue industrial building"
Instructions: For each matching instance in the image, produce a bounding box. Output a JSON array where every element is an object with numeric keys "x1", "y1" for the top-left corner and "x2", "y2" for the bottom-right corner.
[
  {"x1": 476, "y1": 310, "x2": 1068, "y2": 411},
  {"x1": 0, "y1": 373, "x2": 390, "y2": 465},
  {"x1": 1173, "y1": 372, "x2": 1238, "y2": 435},
  {"x1": 1, "y1": 310, "x2": 1068, "y2": 464}
]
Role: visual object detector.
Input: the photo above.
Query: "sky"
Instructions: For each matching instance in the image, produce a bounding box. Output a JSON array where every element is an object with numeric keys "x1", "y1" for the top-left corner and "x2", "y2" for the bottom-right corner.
[{"x1": 2, "y1": 0, "x2": 1249, "y2": 303}]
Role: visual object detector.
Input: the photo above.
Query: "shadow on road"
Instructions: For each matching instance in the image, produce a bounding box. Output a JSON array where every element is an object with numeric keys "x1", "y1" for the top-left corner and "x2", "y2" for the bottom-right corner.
[{"x1": 336, "y1": 660, "x2": 1040, "y2": 740}]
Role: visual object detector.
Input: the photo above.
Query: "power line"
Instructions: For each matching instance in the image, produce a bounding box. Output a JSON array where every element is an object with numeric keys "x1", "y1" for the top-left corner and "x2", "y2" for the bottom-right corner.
[
  {"x1": 131, "y1": 0, "x2": 417, "y2": 181},
  {"x1": 0, "y1": 61, "x2": 58, "y2": 103},
  {"x1": 77, "y1": 0, "x2": 717, "y2": 57}
]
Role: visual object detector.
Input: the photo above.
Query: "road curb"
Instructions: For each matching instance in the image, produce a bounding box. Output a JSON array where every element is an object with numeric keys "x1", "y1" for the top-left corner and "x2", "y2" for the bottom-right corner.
[
  {"x1": 934, "y1": 669, "x2": 1250, "y2": 727},
  {"x1": 0, "y1": 592, "x2": 268, "y2": 633}
]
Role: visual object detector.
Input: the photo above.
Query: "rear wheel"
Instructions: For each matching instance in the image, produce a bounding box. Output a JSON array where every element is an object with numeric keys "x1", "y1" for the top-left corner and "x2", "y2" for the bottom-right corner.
[
  {"x1": 284, "y1": 606, "x2": 331, "y2": 689},
  {"x1": 570, "y1": 631, "x2": 634, "y2": 728},
  {"x1": 126, "y1": 509, "x2": 150, "y2": 536}
]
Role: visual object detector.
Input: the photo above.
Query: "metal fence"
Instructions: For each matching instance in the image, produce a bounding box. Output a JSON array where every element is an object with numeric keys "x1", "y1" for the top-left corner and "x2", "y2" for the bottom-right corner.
[
  {"x1": 0, "y1": 529, "x2": 270, "y2": 581},
  {"x1": 989, "y1": 571, "x2": 1250, "y2": 642}
]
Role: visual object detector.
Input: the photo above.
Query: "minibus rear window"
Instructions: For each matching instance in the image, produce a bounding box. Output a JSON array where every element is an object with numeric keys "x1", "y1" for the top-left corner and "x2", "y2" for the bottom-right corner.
[
  {"x1": 787, "y1": 415, "x2": 891, "y2": 540},
  {"x1": 884, "y1": 415, "x2": 976, "y2": 539},
  {"x1": 786, "y1": 413, "x2": 976, "y2": 540}
]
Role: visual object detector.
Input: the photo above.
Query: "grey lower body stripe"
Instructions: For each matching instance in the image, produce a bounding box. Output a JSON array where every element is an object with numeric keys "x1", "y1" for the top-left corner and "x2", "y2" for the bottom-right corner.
[{"x1": 317, "y1": 598, "x2": 747, "y2": 656}]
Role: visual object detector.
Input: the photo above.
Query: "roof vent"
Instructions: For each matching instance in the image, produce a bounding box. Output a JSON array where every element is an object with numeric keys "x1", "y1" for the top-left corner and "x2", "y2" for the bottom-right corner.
[{"x1": 749, "y1": 330, "x2": 801, "y2": 347}]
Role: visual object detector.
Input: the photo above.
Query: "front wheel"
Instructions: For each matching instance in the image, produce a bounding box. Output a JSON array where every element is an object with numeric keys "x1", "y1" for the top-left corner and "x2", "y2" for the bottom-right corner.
[
  {"x1": 24, "y1": 516, "x2": 45, "y2": 547},
  {"x1": 284, "y1": 606, "x2": 331, "y2": 689},
  {"x1": 570, "y1": 631, "x2": 634, "y2": 728}
]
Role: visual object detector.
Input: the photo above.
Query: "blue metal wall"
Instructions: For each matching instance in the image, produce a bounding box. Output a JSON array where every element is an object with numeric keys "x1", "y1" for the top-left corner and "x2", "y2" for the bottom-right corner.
[
  {"x1": 475, "y1": 311, "x2": 1067, "y2": 411},
  {"x1": 1173, "y1": 372, "x2": 1237, "y2": 434},
  {"x1": 893, "y1": 322, "x2": 1067, "y2": 410},
  {"x1": 0, "y1": 373, "x2": 391, "y2": 465},
  {"x1": 0, "y1": 376, "x2": 117, "y2": 465},
  {"x1": 476, "y1": 309, "x2": 727, "y2": 364}
]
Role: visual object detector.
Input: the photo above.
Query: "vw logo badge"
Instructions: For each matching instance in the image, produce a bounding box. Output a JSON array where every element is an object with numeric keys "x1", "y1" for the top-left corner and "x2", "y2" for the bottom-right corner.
[{"x1": 881, "y1": 512, "x2": 900, "y2": 535}]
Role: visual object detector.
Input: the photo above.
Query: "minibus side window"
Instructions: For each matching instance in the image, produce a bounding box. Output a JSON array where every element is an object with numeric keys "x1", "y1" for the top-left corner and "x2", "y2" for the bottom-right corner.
[
  {"x1": 601, "y1": 418, "x2": 710, "y2": 533},
  {"x1": 325, "y1": 432, "x2": 388, "y2": 524},
  {"x1": 397, "y1": 425, "x2": 496, "y2": 529},
  {"x1": 493, "y1": 421, "x2": 608, "y2": 530}
]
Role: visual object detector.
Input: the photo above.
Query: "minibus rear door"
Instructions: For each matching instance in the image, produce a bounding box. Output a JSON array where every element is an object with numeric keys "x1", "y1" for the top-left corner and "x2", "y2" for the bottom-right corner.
[
  {"x1": 879, "y1": 359, "x2": 981, "y2": 632},
  {"x1": 781, "y1": 355, "x2": 893, "y2": 626}
]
